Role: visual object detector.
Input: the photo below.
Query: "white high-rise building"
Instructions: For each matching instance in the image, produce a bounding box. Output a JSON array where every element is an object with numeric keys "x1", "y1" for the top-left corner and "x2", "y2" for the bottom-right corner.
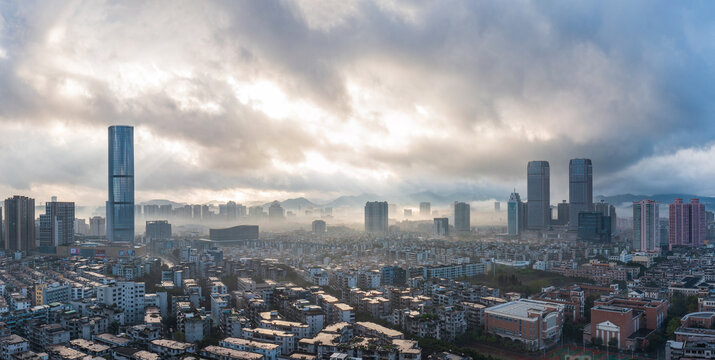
[
  {"x1": 97, "y1": 281, "x2": 146, "y2": 325},
  {"x1": 633, "y1": 200, "x2": 659, "y2": 252}
]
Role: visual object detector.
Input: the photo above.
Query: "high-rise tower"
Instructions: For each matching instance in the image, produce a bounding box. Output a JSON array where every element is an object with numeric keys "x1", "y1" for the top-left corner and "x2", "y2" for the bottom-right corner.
[
  {"x1": 453, "y1": 201, "x2": 471, "y2": 234},
  {"x1": 364, "y1": 201, "x2": 388, "y2": 234},
  {"x1": 507, "y1": 192, "x2": 526, "y2": 236},
  {"x1": 419, "y1": 202, "x2": 431, "y2": 218},
  {"x1": 39, "y1": 200, "x2": 75, "y2": 247},
  {"x1": 569, "y1": 159, "x2": 593, "y2": 231},
  {"x1": 3, "y1": 196, "x2": 35, "y2": 252},
  {"x1": 527, "y1": 161, "x2": 550, "y2": 230},
  {"x1": 668, "y1": 198, "x2": 705, "y2": 249},
  {"x1": 633, "y1": 200, "x2": 659, "y2": 252},
  {"x1": 107, "y1": 125, "x2": 135, "y2": 243}
]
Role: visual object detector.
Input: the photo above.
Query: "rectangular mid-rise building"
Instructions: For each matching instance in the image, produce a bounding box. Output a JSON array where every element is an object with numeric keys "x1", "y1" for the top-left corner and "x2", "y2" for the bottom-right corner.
[{"x1": 484, "y1": 299, "x2": 564, "y2": 351}]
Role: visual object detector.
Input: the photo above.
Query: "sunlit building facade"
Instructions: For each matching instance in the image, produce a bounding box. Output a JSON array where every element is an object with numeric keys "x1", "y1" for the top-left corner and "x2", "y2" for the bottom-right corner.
[{"x1": 39, "y1": 201, "x2": 75, "y2": 247}]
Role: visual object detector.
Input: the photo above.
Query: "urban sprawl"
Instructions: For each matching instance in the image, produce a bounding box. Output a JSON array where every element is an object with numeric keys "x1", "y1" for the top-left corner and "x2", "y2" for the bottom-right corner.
[{"x1": 0, "y1": 126, "x2": 712, "y2": 360}]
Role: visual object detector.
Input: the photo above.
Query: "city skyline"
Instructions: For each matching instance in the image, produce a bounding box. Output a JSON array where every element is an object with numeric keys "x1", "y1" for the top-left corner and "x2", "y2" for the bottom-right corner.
[
  {"x1": 1, "y1": 2, "x2": 715, "y2": 205},
  {"x1": 0, "y1": 3, "x2": 711, "y2": 359}
]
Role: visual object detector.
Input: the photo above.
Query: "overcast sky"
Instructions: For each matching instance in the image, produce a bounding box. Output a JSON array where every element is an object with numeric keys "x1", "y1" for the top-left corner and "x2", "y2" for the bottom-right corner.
[{"x1": 0, "y1": 1, "x2": 714, "y2": 206}]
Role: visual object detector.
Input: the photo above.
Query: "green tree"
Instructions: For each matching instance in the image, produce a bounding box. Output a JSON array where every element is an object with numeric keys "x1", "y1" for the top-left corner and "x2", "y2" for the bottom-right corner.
[
  {"x1": 669, "y1": 295, "x2": 698, "y2": 317},
  {"x1": 614, "y1": 280, "x2": 628, "y2": 291},
  {"x1": 221, "y1": 274, "x2": 238, "y2": 292},
  {"x1": 173, "y1": 331, "x2": 186, "y2": 342},
  {"x1": 584, "y1": 294, "x2": 600, "y2": 321},
  {"x1": 666, "y1": 317, "x2": 681, "y2": 339},
  {"x1": 625, "y1": 261, "x2": 646, "y2": 274},
  {"x1": 197, "y1": 327, "x2": 221, "y2": 348},
  {"x1": 108, "y1": 321, "x2": 119, "y2": 334},
  {"x1": 646, "y1": 332, "x2": 665, "y2": 353},
  {"x1": 592, "y1": 337, "x2": 603, "y2": 346},
  {"x1": 563, "y1": 320, "x2": 584, "y2": 342},
  {"x1": 686, "y1": 295, "x2": 699, "y2": 314},
  {"x1": 608, "y1": 337, "x2": 618, "y2": 348}
]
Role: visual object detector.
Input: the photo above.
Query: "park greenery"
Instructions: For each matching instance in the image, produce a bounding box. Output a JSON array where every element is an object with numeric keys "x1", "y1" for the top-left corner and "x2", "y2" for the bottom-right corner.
[{"x1": 466, "y1": 266, "x2": 592, "y2": 296}]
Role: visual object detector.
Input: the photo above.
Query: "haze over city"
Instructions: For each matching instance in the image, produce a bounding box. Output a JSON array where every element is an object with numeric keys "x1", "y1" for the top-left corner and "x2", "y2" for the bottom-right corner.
[{"x1": 0, "y1": 3, "x2": 713, "y2": 360}]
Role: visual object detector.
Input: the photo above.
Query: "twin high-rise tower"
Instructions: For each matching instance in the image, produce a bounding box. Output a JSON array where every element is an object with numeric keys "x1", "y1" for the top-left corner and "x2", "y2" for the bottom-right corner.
[
  {"x1": 107, "y1": 125, "x2": 135, "y2": 244},
  {"x1": 668, "y1": 198, "x2": 705, "y2": 249},
  {"x1": 523, "y1": 159, "x2": 594, "y2": 231}
]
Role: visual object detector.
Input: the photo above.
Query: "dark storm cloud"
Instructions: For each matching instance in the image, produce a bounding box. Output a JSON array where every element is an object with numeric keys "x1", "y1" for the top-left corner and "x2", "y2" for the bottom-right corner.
[{"x1": 0, "y1": 0, "x2": 713, "y2": 204}]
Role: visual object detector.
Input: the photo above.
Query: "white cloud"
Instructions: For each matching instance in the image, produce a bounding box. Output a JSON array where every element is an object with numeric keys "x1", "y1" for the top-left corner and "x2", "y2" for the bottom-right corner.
[{"x1": 0, "y1": 0, "x2": 713, "y2": 205}]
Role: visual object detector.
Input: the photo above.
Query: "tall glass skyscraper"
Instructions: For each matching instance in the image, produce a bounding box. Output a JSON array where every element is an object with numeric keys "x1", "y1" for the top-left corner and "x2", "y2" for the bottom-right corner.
[
  {"x1": 568, "y1": 158, "x2": 593, "y2": 231},
  {"x1": 507, "y1": 192, "x2": 525, "y2": 235},
  {"x1": 527, "y1": 161, "x2": 550, "y2": 230},
  {"x1": 107, "y1": 125, "x2": 135, "y2": 243}
]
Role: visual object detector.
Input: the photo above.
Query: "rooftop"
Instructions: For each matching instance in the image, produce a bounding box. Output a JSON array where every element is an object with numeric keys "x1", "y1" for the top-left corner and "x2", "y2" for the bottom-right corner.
[
  {"x1": 289, "y1": 353, "x2": 318, "y2": 360},
  {"x1": 69, "y1": 339, "x2": 109, "y2": 353},
  {"x1": 112, "y1": 347, "x2": 161, "y2": 360},
  {"x1": 150, "y1": 339, "x2": 194, "y2": 350},
  {"x1": 592, "y1": 305, "x2": 632, "y2": 314},
  {"x1": 485, "y1": 299, "x2": 563, "y2": 320},
  {"x1": 94, "y1": 333, "x2": 130, "y2": 346},
  {"x1": 333, "y1": 303, "x2": 354, "y2": 311},
  {"x1": 201, "y1": 345, "x2": 264, "y2": 360},
  {"x1": 323, "y1": 322, "x2": 351, "y2": 333},
  {"x1": 0, "y1": 334, "x2": 26, "y2": 345},
  {"x1": 355, "y1": 321, "x2": 404, "y2": 338},
  {"x1": 46, "y1": 345, "x2": 90, "y2": 360},
  {"x1": 392, "y1": 339, "x2": 421, "y2": 354},
  {"x1": 245, "y1": 327, "x2": 294, "y2": 337},
  {"x1": 681, "y1": 312, "x2": 715, "y2": 321},
  {"x1": 298, "y1": 332, "x2": 340, "y2": 346},
  {"x1": 221, "y1": 337, "x2": 280, "y2": 350}
]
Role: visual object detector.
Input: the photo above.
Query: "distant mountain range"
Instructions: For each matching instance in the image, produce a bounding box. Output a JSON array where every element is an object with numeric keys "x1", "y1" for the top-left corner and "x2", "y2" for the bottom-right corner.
[
  {"x1": 138, "y1": 193, "x2": 715, "y2": 211},
  {"x1": 258, "y1": 191, "x2": 500, "y2": 210}
]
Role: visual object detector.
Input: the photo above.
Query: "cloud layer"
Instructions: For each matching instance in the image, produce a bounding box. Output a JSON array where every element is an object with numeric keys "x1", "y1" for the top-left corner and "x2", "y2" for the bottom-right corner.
[{"x1": 0, "y1": 0, "x2": 714, "y2": 205}]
